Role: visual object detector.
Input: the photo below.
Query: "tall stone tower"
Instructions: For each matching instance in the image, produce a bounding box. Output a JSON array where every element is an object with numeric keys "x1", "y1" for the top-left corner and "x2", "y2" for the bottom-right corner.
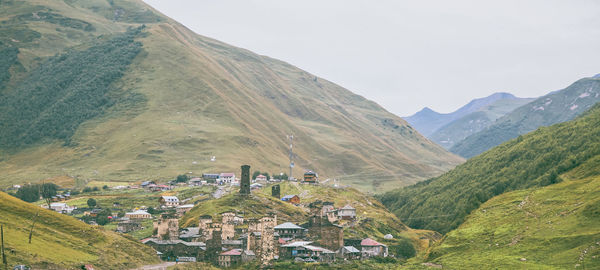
[
  {"x1": 271, "y1": 184, "x2": 280, "y2": 199},
  {"x1": 240, "y1": 164, "x2": 251, "y2": 195}
]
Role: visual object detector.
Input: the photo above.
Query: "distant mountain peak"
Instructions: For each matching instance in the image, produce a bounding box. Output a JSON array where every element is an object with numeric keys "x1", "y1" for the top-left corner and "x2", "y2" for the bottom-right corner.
[
  {"x1": 593, "y1": 73, "x2": 600, "y2": 79},
  {"x1": 404, "y1": 92, "x2": 519, "y2": 136}
]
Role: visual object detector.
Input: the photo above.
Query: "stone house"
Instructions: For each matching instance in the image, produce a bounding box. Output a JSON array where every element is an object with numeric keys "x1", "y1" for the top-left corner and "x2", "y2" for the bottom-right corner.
[
  {"x1": 179, "y1": 227, "x2": 202, "y2": 242},
  {"x1": 218, "y1": 249, "x2": 255, "y2": 268},
  {"x1": 154, "y1": 217, "x2": 179, "y2": 240},
  {"x1": 279, "y1": 241, "x2": 335, "y2": 262},
  {"x1": 176, "y1": 204, "x2": 194, "y2": 215},
  {"x1": 274, "y1": 222, "x2": 306, "y2": 240},
  {"x1": 337, "y1": 246, "x2": 361, "y2": 260},
  {"x1": 307, "y1": 215, "x2": 344, "y2": 251},
  {"x1": 338, "y1": 205, "x2": 356, "y2": 220},
  {"x1": 143, "y1": 239, "x2": 205, "y2": 261},
  {"x1": 116, "y1": 220, "x2": 141, "y2": 233},
  {"x1": 361, "y1": 238, "x2": 388, "y2": 257}
]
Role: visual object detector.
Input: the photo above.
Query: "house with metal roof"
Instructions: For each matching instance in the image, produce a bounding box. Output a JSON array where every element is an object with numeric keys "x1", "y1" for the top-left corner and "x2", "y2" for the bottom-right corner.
[
  {"x1": 338, "y1": 204, "x2": 356, "y2": 220},
  {"x1": 281, "y1": 195, "x2": 300, "y2": 204},
  {"x1": 159, "y1": 196, "x2": 180, "y2": 207},
  {"x1": 360, "y1": 238, "x2": 388, "y2": 257},
  {"x1": 274, "y1": 222, "x2": 306, "y2": 239}
]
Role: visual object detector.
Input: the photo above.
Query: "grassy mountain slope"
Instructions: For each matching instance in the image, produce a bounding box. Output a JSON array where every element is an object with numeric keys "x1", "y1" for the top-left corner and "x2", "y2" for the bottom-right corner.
[
  {"x1": 0, "y1": 191, "x2": 159, "y2": 268},
  {"x1": 403, "y1": 92, "x2": 517, "y2": 137},
  {"x1": 380, "y1": 103, "x2": 600, "y2": 234},
  {"x1": 181, "y1": 182, "x2": 441, "y2": 259},
  {"x1": 451, "y1": 76, "x2": 600, "y2": 158},
  {"x1": 430, "y1": 97, "x2": 534, "y2": 149},
  {"x1": 0, "y1": 0, "x2": 462, "y2": 193},
  {"x1": 427, "y1": 174, "x2": 600, "y2": 269}
]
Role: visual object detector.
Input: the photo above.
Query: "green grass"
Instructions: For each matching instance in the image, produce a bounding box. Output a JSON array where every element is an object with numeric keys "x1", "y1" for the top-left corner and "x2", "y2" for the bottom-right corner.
[
  {"x1": 380, "y1": 103, "x2": 600, "y2": 234},
  {"x1": 0, "y1": 191, "x2": 159, "y2": 268},
  {"x1": 425, "y1": 175, "x2": 600, "y2": 269}
]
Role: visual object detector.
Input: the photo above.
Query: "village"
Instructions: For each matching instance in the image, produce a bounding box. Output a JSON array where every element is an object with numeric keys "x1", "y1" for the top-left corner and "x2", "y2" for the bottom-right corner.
[{"x1": 8, "y1": 165, "x2": 395, "y2": 268}]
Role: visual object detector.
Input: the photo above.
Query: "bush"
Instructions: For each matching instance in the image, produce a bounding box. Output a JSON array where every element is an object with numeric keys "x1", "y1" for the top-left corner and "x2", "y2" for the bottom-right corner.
[{"x1": 87, "y1": 198, "x2": 97, "y2": 208}]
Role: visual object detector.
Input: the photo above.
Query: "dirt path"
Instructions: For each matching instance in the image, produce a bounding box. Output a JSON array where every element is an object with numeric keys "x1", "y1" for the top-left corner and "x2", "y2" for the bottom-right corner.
[{"x1": 133, "y1": 262, "x2": 179, "y2": 270}]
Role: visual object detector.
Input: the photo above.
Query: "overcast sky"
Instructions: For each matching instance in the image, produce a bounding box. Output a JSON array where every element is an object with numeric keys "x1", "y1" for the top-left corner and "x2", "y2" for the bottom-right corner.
[{"x1": 143, "y1": 0, "x2": 600, "y2": 116}]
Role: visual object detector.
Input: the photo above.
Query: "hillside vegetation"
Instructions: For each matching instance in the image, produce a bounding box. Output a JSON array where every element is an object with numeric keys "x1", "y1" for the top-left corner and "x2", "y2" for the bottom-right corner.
[
  {"x1": 426, "y1": 174, "x2": 600, "y2": 269},
  {"x1": 380, "y1": 103, "x2": 600, "y2": 234},
  {"x1": 450, "y1": 76, "x2": 600, "y2": 158},
  {"x1": 0, "y1": 26, "x2": 144, "y2": 147},
  {"x1": 0, "y1": 191, "x2": 159, "y2": 268},
  {"x1": 0, "y1": 0, "x2": 462, "y2": 192}
]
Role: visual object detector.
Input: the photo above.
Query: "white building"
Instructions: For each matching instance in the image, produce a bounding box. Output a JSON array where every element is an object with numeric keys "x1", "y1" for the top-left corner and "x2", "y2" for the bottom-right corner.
[
  {"x1": 125, "y1": 209, "x2": 152, "y2": 219},
  {"x1": 219, "y1": 173, "x2": 235, "y2": 184},
  {"x1": 46, "y1": 203, "x2": 76, "y2": 214},
  {"x1": 159, "y1": 196, "x2": 180, "y2": 207}
]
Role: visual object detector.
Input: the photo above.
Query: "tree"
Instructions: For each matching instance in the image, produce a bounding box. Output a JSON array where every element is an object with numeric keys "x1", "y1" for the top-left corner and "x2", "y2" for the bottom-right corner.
[
  {"x1": 96, "y1": 209, "x2": 112, "y2": 225},
  {"x1": 175, "y1": 174, "x2": 189, "y2": 183},
  {"x1": 117, "y1": 211, "x2": 125, "y2": 218},
  {"x1": 82, "y1": 187, "x2": 92, "y2": 193},
  {"x1": 92, "y1": 187, "x2": 99, "y2": 192},
  {"x1": 252, "y1": 171, "x2": 261, "y2": 180},
  {"x1": 15, "y1": 185, "x2": 40, "y2": 202},
  {"x1": 102, "y1": 185, "x2": 109, "y2": 190},
  {"x1": 87, "y1": 198, "x2": 97, "y2": 208}
]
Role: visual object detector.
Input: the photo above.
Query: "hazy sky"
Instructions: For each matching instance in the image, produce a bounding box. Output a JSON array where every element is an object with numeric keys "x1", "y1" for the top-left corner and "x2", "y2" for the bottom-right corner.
[{"x1": 143, "y1": 0, "x2": 600, "y2": 116}]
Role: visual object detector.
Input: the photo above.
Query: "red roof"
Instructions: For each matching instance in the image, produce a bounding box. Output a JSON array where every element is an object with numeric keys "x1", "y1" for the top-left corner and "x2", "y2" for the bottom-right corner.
[
  {"x1": 278, "y1": 238, "x2": 287, "y2": 244},
  {"x1": 220, "y1": 249, "x2": 242, "y2": 256},
  {"x1": 157, "y1": 185, "x2": 169, "y2": 188},
  {"x1": 361, "y1": 238, "x2": 385, "y2": 247}
]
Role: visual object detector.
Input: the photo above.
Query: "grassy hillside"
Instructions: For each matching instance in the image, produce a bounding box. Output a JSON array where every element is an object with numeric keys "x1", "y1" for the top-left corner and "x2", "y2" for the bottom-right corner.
[
  {"x1": 0, "y1": 191, "x2": 159, "y2": 268},
  {"x1": 380, "y1": 103, "x2": 600, "y2": 234},
  {"x1": 0, "y1": 0, "x2": 462, "y2": 193},
  {"x1": 181, "y1": 182, "x2": 441, "y2": 259},
  {"x1": 430, "y1": 97, "x2": 534, "y2": 149},
  {"x1": 426, "y1": 174, "x2": 600, "y2": 269},
  {"x1": 450, "y1": 76, "x2": 600, "y2": 158}
]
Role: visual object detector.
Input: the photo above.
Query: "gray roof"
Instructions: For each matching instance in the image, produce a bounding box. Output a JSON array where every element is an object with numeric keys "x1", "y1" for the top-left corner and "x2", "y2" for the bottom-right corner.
[
  {"x1": 179, "y1": 227, "x2": 200, "y2": 238},
  {"x1": 274, "y1": 222, "x2": 303, "y2": 230},
  {"x1": 143, "y1": 238, "x2": 205, "y2": 247},
  {"x1": 280, "y1": 241, "x2": 313, "y2": 248},
  {"x1": 341, "y1": 246, "x2": 360, "y2": 253}
]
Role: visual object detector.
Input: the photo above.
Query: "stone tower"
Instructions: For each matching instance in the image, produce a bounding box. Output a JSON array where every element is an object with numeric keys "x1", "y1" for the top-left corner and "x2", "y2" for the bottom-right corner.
[
  {"x1": 271, "y1": 184, "x2": 280, "y2": 199},
  {"x1": 240, "y1": 164, "x2": 251, "y2": 195}
]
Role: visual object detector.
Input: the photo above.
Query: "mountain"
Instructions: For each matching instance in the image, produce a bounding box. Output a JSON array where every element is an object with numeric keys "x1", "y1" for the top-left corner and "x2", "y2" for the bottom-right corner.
[
  {"x1": 430, "y1": 97, "x2": 534, "y2": 149},
  {"x1": 0, "y1": 0, "x2": 463, "y2": 192},
  {"x1": 379, "y1": 103, "x2": 600, "y2": 234},
  {"x1": 0, "y1": 191, "x2": 158, "y2": 268},
  {"x1": 450, "y1": 76, "x2": 600, "y2": 158},
  {"x1": 424, "y1": 174, "x2": 600, "y2": 269},
  {"x1": 403, "y1": 92, "x2": 518, "y2": 137}
]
